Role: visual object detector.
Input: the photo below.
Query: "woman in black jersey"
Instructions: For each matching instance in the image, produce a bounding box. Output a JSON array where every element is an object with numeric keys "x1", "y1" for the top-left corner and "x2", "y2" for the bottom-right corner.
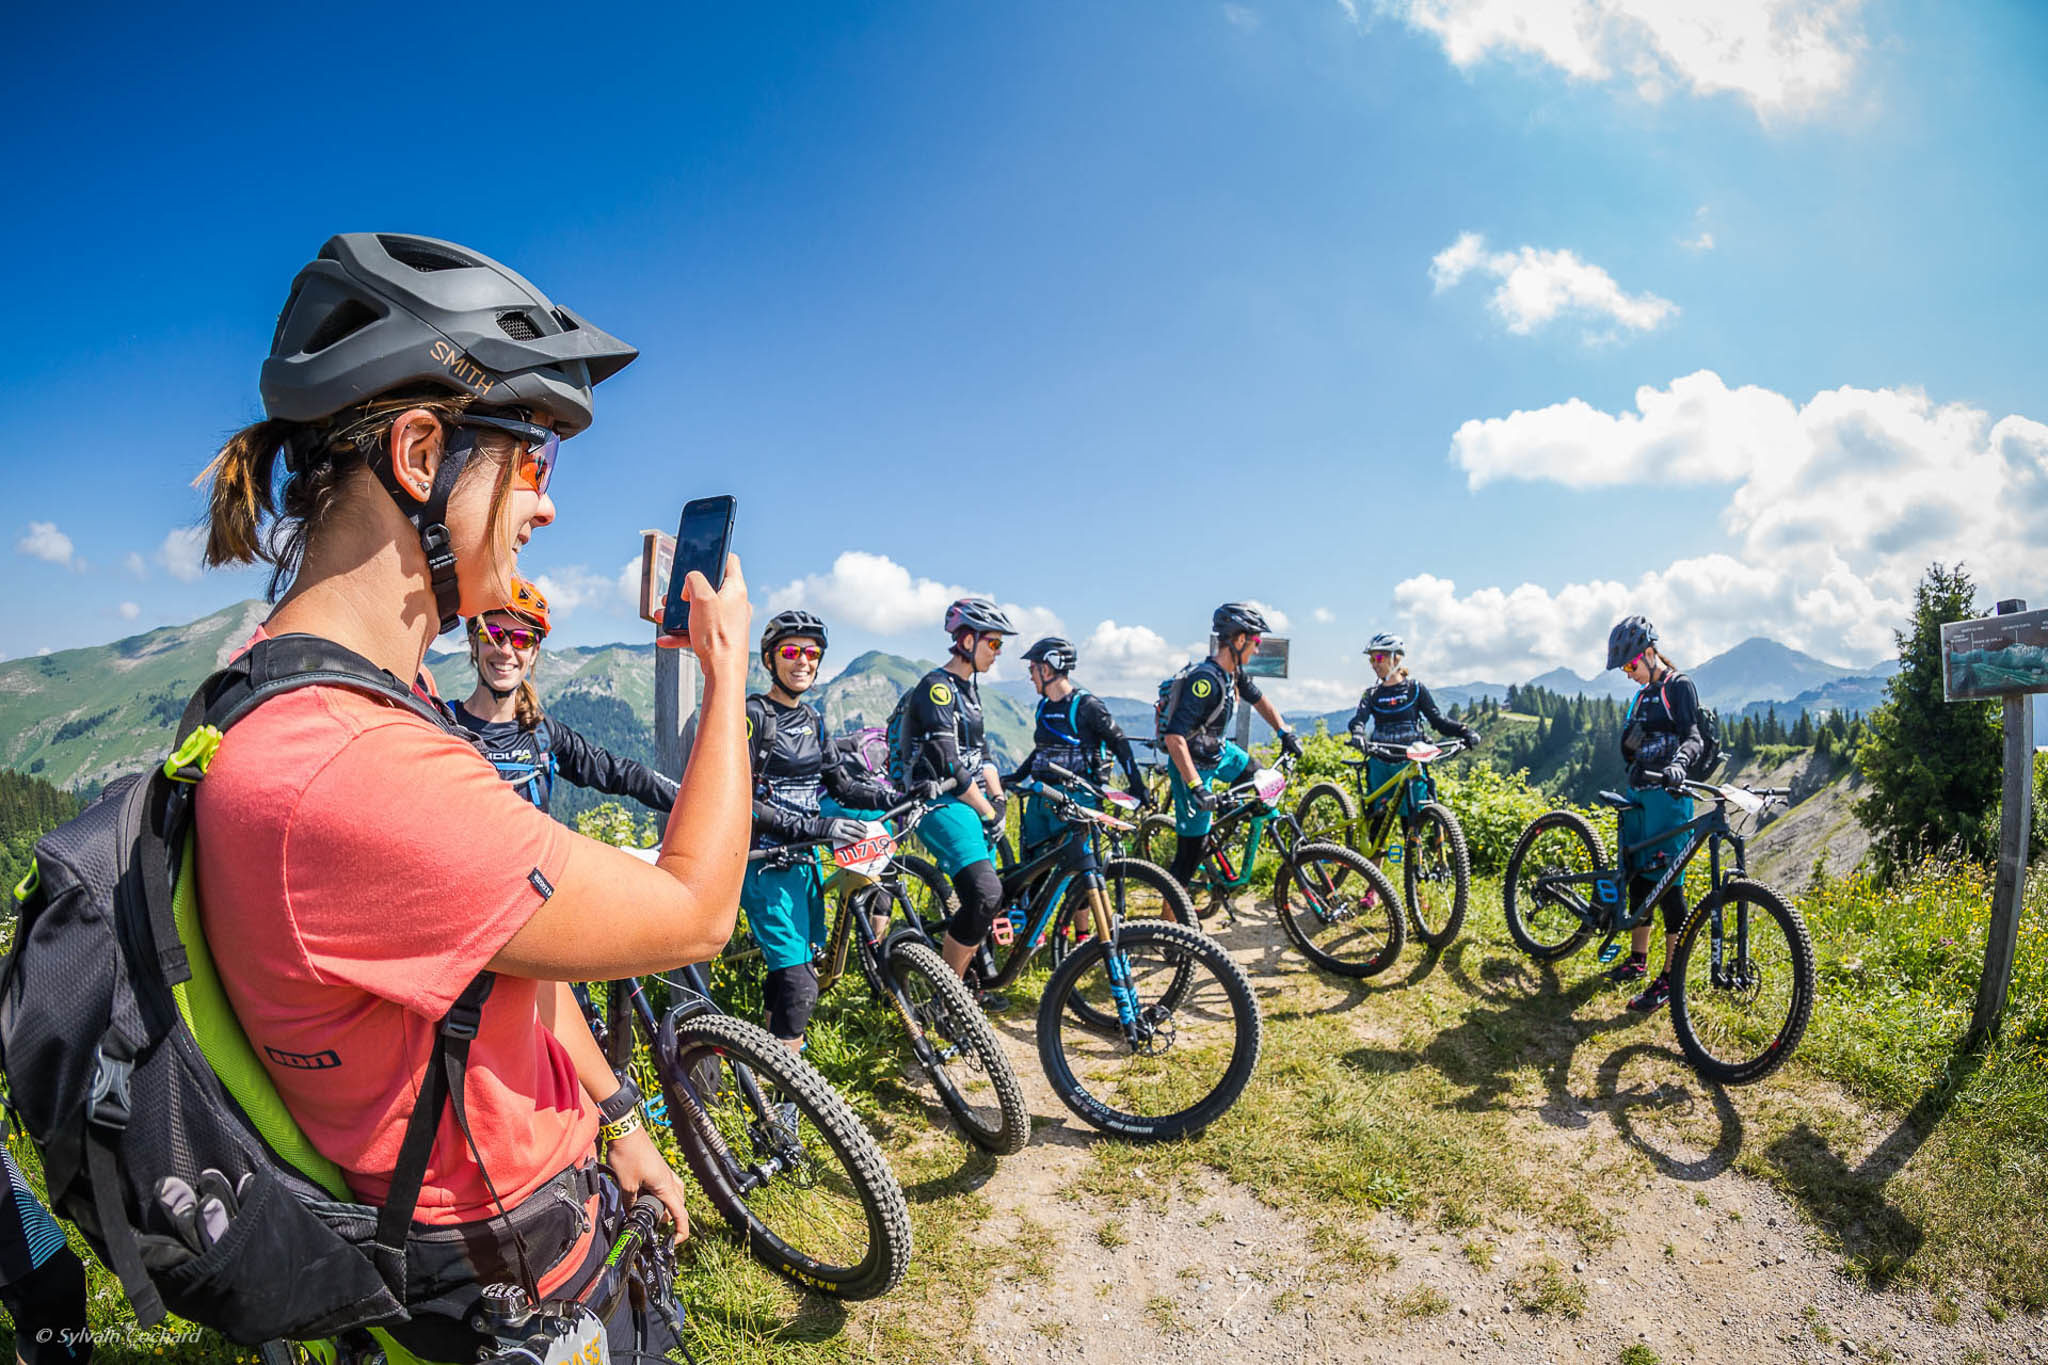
[
  {"x1": 739, "y1": 611, "x2": 902, "y2": 1050},
  {"x1": 451, "y1": 576, "x2": 679, "y2": 818},
  {"x1": 1346, "y1": 631, "x2": 1478, "y2": 813},
  {"x1": 1604, "y1": 615, "x2": 1708, "y2": 1014}
]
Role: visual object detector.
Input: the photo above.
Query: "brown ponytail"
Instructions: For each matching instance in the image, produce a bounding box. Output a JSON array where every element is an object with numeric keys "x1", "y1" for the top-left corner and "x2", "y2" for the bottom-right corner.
[
  {"x1": 515, "y1": 678, "x2": 544, "y2": 730},
  {"x1": 196, "y1": 419, "x2": 294, "y2": 569}
]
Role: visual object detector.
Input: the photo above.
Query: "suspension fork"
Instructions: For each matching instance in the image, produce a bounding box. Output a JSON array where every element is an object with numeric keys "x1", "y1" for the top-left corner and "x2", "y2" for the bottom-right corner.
[{"x1": 1081, "y1": 872, "x2": 1145, "y2": 1033}]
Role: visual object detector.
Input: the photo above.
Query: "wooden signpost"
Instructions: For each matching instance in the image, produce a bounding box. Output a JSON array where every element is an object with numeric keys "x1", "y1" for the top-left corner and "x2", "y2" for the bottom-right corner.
[
  {"x1": 1942, "y1": 599, "x2": 2042, "y2": 1041},
  {"x1": 639, "y1": 530, "x2": 698, "y2": 778}
]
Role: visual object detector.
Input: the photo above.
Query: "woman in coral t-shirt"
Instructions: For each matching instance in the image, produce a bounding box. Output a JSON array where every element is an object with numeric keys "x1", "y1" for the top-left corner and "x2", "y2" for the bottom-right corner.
[{"x1": 190, "y1": 233, "x2": 750, "y2": 1360}]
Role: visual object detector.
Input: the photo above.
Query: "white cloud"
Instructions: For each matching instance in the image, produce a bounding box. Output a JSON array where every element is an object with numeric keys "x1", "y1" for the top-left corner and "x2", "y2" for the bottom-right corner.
[
  {"x1": 1223, "y1": 4, "x2": 1261, "y2": 31},
  {"x1": 1335, "y1": 0, "x2": 1361, "y2": 22},
  {"x1": 530, "y1": 558, "x2": 641, "y2": 621},
  {"x1": 1313, "y1": 606, "x2": 1336, "y2": 624},
  {"x1": 118, "y1": 601, "x2": 140, "y2": 621},
  {"x1": 1243, "y1": 600, "x2": 1291, "y2": 632},
  {"x1": 1073, "y1": 620, "x2": 1202, "y2": 697},
  {"x1": 17, "y1": 522, "x2": 76, "y2": 567},
  {"x1": 1265, "y1": 675, "x2": 1362, "y2": 712},
  {"x1": 1680, "y1": 231, "x2": 1715, "y2": 251},
  {"x1": 767, "y1": 551, "x2": 1062, "y2": 641},
  {"x1": 157, "y1": 526, "x2": 207, "y2": 583},
  {"x1": 1385, "y1": 0, "x2": 1865, "y2": 120},
  {"x1": 124, "y1": 551, "x2": 148, "y2": 578},
  {"x1": 1431, "y1": 232, "x2": 1676, "y2": 338},
  {"x1": 35, "y1": 648, "x2": 53, "y2": 657},
  {"x1": 1399, "y1": 373, "x2": 2048, "y2": 679}
]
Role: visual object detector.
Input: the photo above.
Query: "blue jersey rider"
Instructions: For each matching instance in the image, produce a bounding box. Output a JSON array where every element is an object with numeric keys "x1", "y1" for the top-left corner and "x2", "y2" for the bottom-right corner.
[
  {"x1": 1014, "y1": 635, "x2": 1153, "y2": 852},
  {"x1": 1159, "y1": 603, "x2": 1302, "y2": 903}
]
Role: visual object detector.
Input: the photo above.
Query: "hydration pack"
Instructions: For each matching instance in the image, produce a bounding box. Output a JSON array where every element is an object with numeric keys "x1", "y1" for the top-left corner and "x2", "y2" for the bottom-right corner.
[
  {"x1": 883, "y1": 687, "x2": 916, "y2": 789},
  {"x1": 1153, "y1": 664, "x2": 1196, "y2": 743},
  {"x1": 1623, "y1": 677, "x2": 1723, "y2": 782},
  {"x1": 0, "y1": 636, "x2": 503, "y2": 1344}
]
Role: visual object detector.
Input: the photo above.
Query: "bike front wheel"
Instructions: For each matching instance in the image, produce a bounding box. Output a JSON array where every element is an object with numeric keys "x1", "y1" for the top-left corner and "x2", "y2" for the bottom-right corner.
[
  {"x1": 1049, "y1": 859, "x2": 1196, "y2": 1030},
  {"x1": 1293, "y1": 781, "x2": 1357, "y2": 850},
  {"x1": 1403, "y1": 802, "x2": 1471, "y2": 948},
  {"x1": 1272, "y1": 843, "x2": 1406, "y2": 977},
  {"x1": 1037, "y1": 922, "x2": 1261, "y2": 1141},
  {"x1": 658, "y1": 1011, "x2": 911, "y2": 1299},
  {"x1": 885, "y1": 940, "x2": 1031, "y2": 1154},
  {"x1": 1502, "y1": 810, "x2": 1604, "y2": 962},
  {"x1": 1669, "y1": 879, "x2": 1815, "y2": 1086}
]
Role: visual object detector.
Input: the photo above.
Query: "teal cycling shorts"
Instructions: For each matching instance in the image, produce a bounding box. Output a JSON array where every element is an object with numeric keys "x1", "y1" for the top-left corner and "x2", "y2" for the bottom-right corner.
[
  {"x1": 1020, "y1": 788, "x2": 1098, "y2": 854},
  {"x1": 1168, "y1": 742, "x2": 1253, "y2": 837},
  {"x1": 739, "y1": 858, "x2": 826, "y2": 972},
  {"x1": 1619, "y1": 786, "x2": 1695, "y2": 889},
  {"x1": 915, "y1": 796, "x2": 997, "y2": 876},
  {"x1": 1366, "y1": 756, "x2": 1427, "y2": 820}
]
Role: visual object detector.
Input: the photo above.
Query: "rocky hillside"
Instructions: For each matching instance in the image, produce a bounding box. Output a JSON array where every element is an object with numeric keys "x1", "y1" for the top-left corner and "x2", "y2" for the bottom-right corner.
[{"x1": 1723, "y1": 747, "x2": 1871, "y2": 885}]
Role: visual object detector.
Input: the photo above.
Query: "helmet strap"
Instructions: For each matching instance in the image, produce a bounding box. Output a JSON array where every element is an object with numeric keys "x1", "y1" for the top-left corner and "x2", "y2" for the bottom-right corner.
[{"x1": 372, "y1": 421, "x2": 472, "y2": 636}]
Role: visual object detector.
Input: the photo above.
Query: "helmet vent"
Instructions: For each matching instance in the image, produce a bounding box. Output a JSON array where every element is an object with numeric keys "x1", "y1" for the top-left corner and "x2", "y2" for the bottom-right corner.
[
  {"x1": 554, "y1": 309, "x2": 580, "y2": 332},
  {"x1": 303, "y1": 299, "x2": 382, "y2": 354},
  {"x1": 496, "y1": 311, "x2": 541, "y2": 341},
  {"x1": 378, "y1": 236, "x2": 472, "y2": 272}
]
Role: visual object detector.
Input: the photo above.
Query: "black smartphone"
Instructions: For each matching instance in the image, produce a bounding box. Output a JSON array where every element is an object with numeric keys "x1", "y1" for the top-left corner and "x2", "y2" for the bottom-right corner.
[{"x1": 661, "y1": 495, "x2": 738, "y2": 637}]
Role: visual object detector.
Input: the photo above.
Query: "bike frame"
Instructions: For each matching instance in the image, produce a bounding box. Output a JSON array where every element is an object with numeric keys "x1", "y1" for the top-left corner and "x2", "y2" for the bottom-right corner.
[
  {"x1": 1182, "y1": 767, "x2": 1303, "y2": 894},
  {"x1": 1533, "y1": 790, "x2": 1759, "y2": 984}
]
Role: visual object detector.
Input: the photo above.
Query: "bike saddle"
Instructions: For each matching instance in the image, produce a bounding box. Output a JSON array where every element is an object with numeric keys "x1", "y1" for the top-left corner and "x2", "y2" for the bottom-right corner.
[{"x1": 1595, "y1": 790, "x2": 1640, "y2": 809}]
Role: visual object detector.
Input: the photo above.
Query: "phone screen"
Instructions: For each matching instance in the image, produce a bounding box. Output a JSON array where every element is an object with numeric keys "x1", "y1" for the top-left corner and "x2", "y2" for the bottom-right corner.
[{"x1": 662, "y1": 495, "x2": 737, "y2": 636}]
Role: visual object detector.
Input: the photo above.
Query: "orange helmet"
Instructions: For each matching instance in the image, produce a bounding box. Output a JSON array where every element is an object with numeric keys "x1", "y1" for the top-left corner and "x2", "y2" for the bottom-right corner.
[{"x1": 483, "y1": 576, "x2": 551, "y2": 637}]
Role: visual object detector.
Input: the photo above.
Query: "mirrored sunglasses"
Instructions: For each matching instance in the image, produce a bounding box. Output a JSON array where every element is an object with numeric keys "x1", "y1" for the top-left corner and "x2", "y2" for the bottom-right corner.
[
  {"x1": 458, "y1": 412, "x2": 560, "y2": 495},
  {"x1": 981, "y1": 634, "x2": 1005, "y2": 653},
  {"x1": 475, "y1": 620, "x2": 542, "y2": 651},
  {"x1": 777, "y1": 643, "x2": 824, "y2": 663}
]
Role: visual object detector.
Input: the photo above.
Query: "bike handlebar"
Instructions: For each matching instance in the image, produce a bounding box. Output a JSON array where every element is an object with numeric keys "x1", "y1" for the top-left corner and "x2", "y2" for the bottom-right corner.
[
  {"x1": 473, "y1": 1195, "x2": 672, "y2": 1363},
  {"x1": 744, "y1": 776, "x2": 969, "y2": 862}
]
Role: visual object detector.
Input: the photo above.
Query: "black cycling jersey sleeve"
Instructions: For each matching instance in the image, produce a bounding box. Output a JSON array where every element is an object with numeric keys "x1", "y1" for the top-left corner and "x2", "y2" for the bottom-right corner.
[
  {"x1": 822, "y1": 756, "x2": 899, "y2": 814},
  {"x1": 1414, "y1": 683, "x2": 1477, "y2": 742},
  {"x1": 906, "y1": 677, "x2": 964, "y2": 781},
  {"x1": 1162, "y1": 664, "x2": 1222, "y2": 739},
  {"x1": 1234, "y1": 669, "x2": 1263, "y2": 707},
  {"x1": 548, "y1": 718, "x2": 679, "y2": 813},
  {"x1": 1346, "y1": 691, "x2": 1372, "y2": 748},
  {"x1": 1078, "y1": 692, "x2": 1143, "y2": 791}
]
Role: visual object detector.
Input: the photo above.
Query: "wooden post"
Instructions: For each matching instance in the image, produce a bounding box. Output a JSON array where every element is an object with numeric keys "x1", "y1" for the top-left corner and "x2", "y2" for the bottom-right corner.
[
  {"x1": 1970, "y1": 598, "x2": 2035, "y2": 1042},
  {"x1": 654, "y1": 647, "x2": 700, "y2": 779}
]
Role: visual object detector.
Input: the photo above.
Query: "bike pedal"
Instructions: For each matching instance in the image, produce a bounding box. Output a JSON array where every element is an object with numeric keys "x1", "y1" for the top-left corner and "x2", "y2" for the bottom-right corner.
[{"x1": 1595, "y1": 934, "x2": 1623, "y2": 965}]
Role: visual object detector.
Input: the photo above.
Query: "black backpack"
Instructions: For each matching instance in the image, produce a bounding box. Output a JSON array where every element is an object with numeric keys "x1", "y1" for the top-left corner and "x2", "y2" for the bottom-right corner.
[{"x1": 0, "y1": 635, "x2": 499, "y2": 1344}]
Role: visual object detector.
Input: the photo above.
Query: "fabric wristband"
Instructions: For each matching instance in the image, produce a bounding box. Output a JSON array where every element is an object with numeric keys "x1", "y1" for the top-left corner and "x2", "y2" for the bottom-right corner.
[{"x1": 599, "y1": 1107, "x2": 644, "y2": 1144}]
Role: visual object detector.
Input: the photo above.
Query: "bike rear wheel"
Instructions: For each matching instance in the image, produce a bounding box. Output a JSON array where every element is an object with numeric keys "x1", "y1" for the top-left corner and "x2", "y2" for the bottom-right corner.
[
  {"x1": 1669, "y1": 879, "x2": 1815, "y2": 1086},
  {"x1": 1134, "y1": 813, "x2": 1180, "y2": 875},
  {"x1": 885, "y1": 939, "x2": 1031, "y2": 1153},
  {"x1": 1037, "y1": 922, "x2": 1261, "y2": 1141},
  {"x1": 1272, "y1": 843, "x2": 1406, "y2": 977},
  {"x1": 1502, "y1": 810, "x2": 1604, "y2": 962},
  {"x1": 1293, "y1": 781, "x2": 1357, "y2": 851},
  {"x1": 658, "y1": 1011, "x2": 911, "y2": 1299},
  {"x1": 889, "y1": 853, "x2": 954, "y2": 942},
  {"x1": 1403, "y1": 802, "x2": 1471, "y2": 948},
  {"x1": 1050, "y1": 858, "x2": 1195, "y2": 1030}
]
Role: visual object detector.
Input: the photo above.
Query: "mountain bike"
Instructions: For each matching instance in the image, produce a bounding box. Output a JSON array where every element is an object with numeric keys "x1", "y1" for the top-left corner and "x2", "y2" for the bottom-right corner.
[
  {"x1": 1501, "y1": 780, "x2": 1816, "y2": 1085},
  {"x1": 580, "y1": 961, "x2": 912, "y2": 1299},
  {"x1": 1293, "y1": 737, "x2": 1474, "y2": 947},
  {"x1": 743, "y1": 793, "x2": 1031, "y2": 1155},
  {"x1": 1136, "y1": 754, "x2": 1408, "y2": 978},
  {"x1": 905, "y1": 763, "x2": 1259, "y2": 1141}
]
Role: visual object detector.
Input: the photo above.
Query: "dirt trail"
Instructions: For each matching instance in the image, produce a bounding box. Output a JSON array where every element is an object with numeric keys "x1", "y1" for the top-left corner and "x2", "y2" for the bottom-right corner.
[{"x1": 943, "y1": 900, "x2": 2039, "y2": 1364}]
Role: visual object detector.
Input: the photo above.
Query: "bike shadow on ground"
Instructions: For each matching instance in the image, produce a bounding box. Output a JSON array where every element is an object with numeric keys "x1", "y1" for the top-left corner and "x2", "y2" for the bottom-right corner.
[
  {"x1": 1586, "y1": 1041, "x2": 1745, "y2": 1182},
  {"x1": 683, "y1": 1274, "x2": 850, "y2": 1348},
  {"x1": 893, "y1": 1128, "x2": 1004, "y2": 1203},
  {"x1": 1748, "y1": 1046, "x2": 1982, "y2": 1287},
  {"x1": 1201, "y1": 901, "x2": 1442, "y2": 1022}
]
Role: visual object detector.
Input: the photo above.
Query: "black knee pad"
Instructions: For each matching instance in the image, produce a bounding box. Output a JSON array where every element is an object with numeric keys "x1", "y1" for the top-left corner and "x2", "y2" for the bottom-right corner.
[
  {"x1": 763, "y1": 962, "x2": 820, "y2": 1040},
  {"x1": 1169, "y1": 835, "x2": 1205, "y2": 886},
  {"x1": 5, "y1": 1246, "x2": 91, "y2": 1364},
  {"x1": 946, "y1": 859, "x2": 1004, "y2": 948}
]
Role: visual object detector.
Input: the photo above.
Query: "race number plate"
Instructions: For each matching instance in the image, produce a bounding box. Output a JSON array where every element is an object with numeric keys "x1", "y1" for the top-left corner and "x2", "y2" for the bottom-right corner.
[
  {"x1": 833, "y1": 824, "x2": 898, "y2": 878},
  {"x1": 1405, "y1": 741, "x2": 1442, "y2": 762},
  {"x1": 533, "y1": 1316, "x2": 607, "y2": 1365},
  {"x1": 1252, "y1": 768, "x2": 1288, "y2": 804}
]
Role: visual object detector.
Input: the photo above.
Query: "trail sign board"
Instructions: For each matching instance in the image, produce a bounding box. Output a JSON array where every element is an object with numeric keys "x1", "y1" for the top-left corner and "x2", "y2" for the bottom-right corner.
[
  {"x1": 1207, "y1": 634, "x2": 1290, "y2": 679},
  {"x1": 638, "y1": 530, "x2": 675, "y2": 626},
  {"x1": 1942, "y1": 607, "x2": 2048, "y2": 702}
]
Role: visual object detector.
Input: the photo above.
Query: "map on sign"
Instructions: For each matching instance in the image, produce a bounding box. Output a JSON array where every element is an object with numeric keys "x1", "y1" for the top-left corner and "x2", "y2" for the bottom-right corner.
[
  {"x1": 638, "y1": 530, "x2": 675, "y2": 626},
  {"x1": 1941, "y1": 608, "x2": 2048, "y2": 701},
  {"x1": 1208, "y1": 634, "x2": 1290, "y2": 679}
]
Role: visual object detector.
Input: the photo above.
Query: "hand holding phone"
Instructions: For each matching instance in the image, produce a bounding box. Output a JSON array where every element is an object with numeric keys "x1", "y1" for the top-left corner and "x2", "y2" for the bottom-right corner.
[{"x1": 662, "y1": 496, "x2": 738, "y2": 638}]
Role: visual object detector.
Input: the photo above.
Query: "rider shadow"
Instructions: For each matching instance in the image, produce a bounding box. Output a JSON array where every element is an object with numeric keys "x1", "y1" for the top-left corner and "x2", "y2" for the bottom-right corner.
[
  {"x1": 690, "y1": 1278, "x2": 850, "y2": 1346},
  {"x1": 896, "y1": 1139, "x2": 1002, "y2": 1204},
  {"x1": 1586, "y1": 1041, "x2": 1746, "y2": 1181},
  {"x1": 1752, "y1": 1048, "x2": 1982, "y2": 1287}
]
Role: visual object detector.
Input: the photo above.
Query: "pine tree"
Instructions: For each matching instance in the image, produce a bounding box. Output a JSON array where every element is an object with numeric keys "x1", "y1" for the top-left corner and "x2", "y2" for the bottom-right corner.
[
  {"x1": 1792, "y1": 709, "x2": 1815, "y2": 747},
  {"x1": 1855, "y1": 562, "x2": 2005, "y2": 875}
]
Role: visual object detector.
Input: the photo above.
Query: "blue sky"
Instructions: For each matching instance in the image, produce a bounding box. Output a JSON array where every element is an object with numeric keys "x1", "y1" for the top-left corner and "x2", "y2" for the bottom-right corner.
[{"x1": 7, "y1": 1, "x2": 2046, "y2": 709}]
